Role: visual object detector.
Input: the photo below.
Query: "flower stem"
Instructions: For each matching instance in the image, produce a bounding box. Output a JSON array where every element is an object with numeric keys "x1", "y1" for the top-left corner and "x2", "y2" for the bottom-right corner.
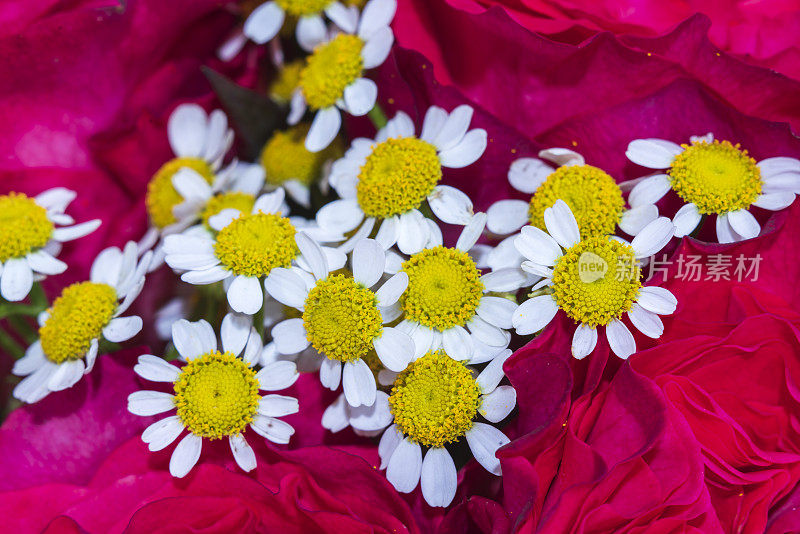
[
  {"x1": 0, "y1": 326, "x2": 24, "y2": 359},
  {"x1": 368, "y1": 103, "x2": 388, "y2": 130}
]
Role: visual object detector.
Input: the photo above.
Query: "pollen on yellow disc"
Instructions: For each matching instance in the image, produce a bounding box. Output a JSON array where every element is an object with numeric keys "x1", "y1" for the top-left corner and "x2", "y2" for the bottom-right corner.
[
  {"x1": 270, "y1": 59, "x2": 305, "y2": 103},
  {"x1": 389, "y1": 350, "x2": 481, "y2": 448},
  {"x1": 275, "y1": 0, "x2": 332, "y2": 16},
  {"x1": 40, "y1": 282, "x2": 118, "y2": 364},
  {"x1": 668, "y1": 139, "x2": 762, "y2": 214},
  {"x1": 173, "y1": 351, "x2": 261, "y2": 440},
  {"x1": 356, "y1": 137, "x2": 442, "y2": 219},
  {"x1": 302, "y1": 274, "x2": 383, "y2": 362},
  {"x1": 213, "y1": 212, "x2": 299, "y2": 277},
  {"x1": 401, "y1": 246, "x2": 484, "y2": 330},
  {"x1": 550, "y1": 236, "x2": 641, "y2": 327},
  {"x1": 0, "y1": 193, "x2": 54, "y2": 262},
  {"x1": 260, "y1": 124, "x2": 343, "y2": 187},
  {"x1": 528, "y1": 165, "x2": 624, "y2": 239},
  {"x1": 200, "y1": 192, "x2": 256, "y2": 230},
  {"x1": 299, "y1": 34, "x2": 364, "y2": 110},
  {"x1": 146, "y1": 157, "x2": 215, "y2": 229}
]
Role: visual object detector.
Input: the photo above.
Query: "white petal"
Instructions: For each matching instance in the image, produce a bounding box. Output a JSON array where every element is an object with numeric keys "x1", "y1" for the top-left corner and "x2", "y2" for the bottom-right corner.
[
  {"x1": 762, "y1": 171, "x2": 800, "y2": 194},
  {"x1": 296, "y1": 15, "x2": 327, "y2": 51},
  {"x1": 543, "y1": 200, "x2": 580, "y2": 249},
  {"x1": 221, "y1": 312, "x2": 252, "y2": 356},
  {"x1": 243, "y1": 1, "x2": 285, "y2": 44},
  {"x1": 420, "y1": 106, "x2": 447, "y2": 144},
  {"x1": 325, "y1": 2, "x2": 358, "y2": 33},
  {"x1": 181, "y1": 266, "x2": 231, "y2": 285},
  {"x1": 456, "y1": 212, "x2": 487, "y2": 252},
  {"x1": 90, "y1": 247, "x2": 123, "y2": 286},
  {"x1": 0, "y1": 258, "x2": 33, "y2": 301},
  {"x1": 169, "y1": 433, "x2": 202, "y2": 478},
  {"x1": 672, "y1": 203, "x2": 702, "y2": 237},
  {"x1": 253, "y1": 188, "x2": 286, "y2": 215},
  {"x1": 512, "y1": 296, "x2": 558, "y2": 335},
  {"x1": 128, "y1": 390, "x2": 175, "y2": 416},
  {"x1": 26, "y1": 250, "x2": 67, "y2": 275},
  {"x1": 338, "y1": 216, "x2": 375, "y2": 253},
  {"x1": 428, "y1": 185, "x2": 474, "y2": 225},
  {"x1": 257, "y1": 361, "x2": 300, "y2": 391},
  {"x1": 167, "y1": 104, "x2": 207, "y2": 158},
  {"x1": 13, "y1": 365, "x2": 54, "y2": 403},
  {"x1": 321, "y1": 394, "x2": 350, "y2": 432},
  {"x1": 467, "y1": 316, "x2": 507, "y2": 347},
  {"x1": 319, "y1": 358, "x2": 342, "y2": 390},
  {"x1": 410, "y1": 324, "x2": 434, "y2": 359},
  {"x1": 752, "y1": 192, "x2": 796, "y2": 211},
  {"x1": 628, "y1": 304, "x2": 664, "y2": 339},
  {"x1": 421, "y1": 448, "x2": 457, "y2": 507},
  {"x1": 571, "y1": 323, "x2": 597, "y2": 360},
  {"x1": 486, "y1": 200, "x2": 529, "y2": 235},
  {"x1": 716, "y1": 213, "x2": 741, "y2": 244},
  {"x1": 374, "y1": 327, "x2": 414, "y2": 372},
  {"x1": 172, "y1": 167, "x2": 213, "y2": 202},
  {"x1": 479, "y1": 385, "x2": 517, "y2": 423},
  {"x1": 288, "y1": 89, "x2": 306, "y2": 125},
  {"x1": 134, "y1": 354, "x2": 180, "y2": 383},
  {"x1": 47, "y1": 360, "x2": 85, "y2": 391},
  {"x1": 396, "y1": 210, "x2": 429, "y2": 255},
  {"x1": 227, "y1": 275, "x2": 263, "y2": 314},
  {"x1": 142, "y1": 416, "x2": 184, "y2": 451},
  {"x1": 358, "y1": 0, "x2": 397, "y2": 39},
  {"x1": 375, "y1": 272, "x2": 408, "y2": 307},
  {"x1": 35, "y1": 187, "x2": 76, "y2": 212},
  {"x1": 515, "y1": 226, "x2": 563, "y2": 266},
  {"x1": 475, "y1": 349, "x2": 511, "y2": 394},
  {"x1": 631, "y1": 217, "x2": 674, "y2": 258},
  {"x1": 84, "y1": 339, "x2": 99, "y2": 373},
  {"x1": 438, "y1": 129, "x2": 487, "y2": 168},
  {"x1": 296, "y1": 232, "x2": 329, "y2": 280},
  {"x1": 375, "y1": 216, "x2": 399, "y2": 249},
  {"x1": 386, "y1": 439, "x2": 422, "y2": 493},
  {"x1": 465, "y1": 423, "x2": 509, "y2": 475},
  {"x1": 317, "y1": 198, "x2": 364, "y2": 234},
  {"x1": 263, "y1": 268, "x2": 309, "y2": 309},
  {"x1": 171, "y1": 319, "x2": 213, "y2": 361},
  {"x1": 229, "y1": 434, "x2": 257, "y2": 472},
  {"x1": 507, "y1": 158, "x2": 553, "y2": 194},
  {"x1": 343, "y1": 78, "x2": 377, "y2": 117},
  {"x1": 637, "y1": 286, "x2": 678, "y2": 315},
  {"x1": 379, "y1": 424, "x2": 403, "y2": 469},
  {"x1": 306, "y1": 107, "x2": 341, "y2": 152},
  {"x1": 202, "y1": 110, "x2": 230, "y2": 162},
  {"x1": 349, "y1": 390, "x2": 393, "y2": 431},
  {"x1": 272, "y1": 318, "x2": 310, "y2": 354},
  {"x1": 539, "y1": 147, "x2": 585, "y2": 167},
  {"x1": 12, "y1": 342, "x2": 46, "y2": 376},
  {"x1": 628, "y1": 174, "x2": 671, "y2": 208},
  {"x1": 102, "y1": 316, "x2": 142, "y2": 343},
  {"x1": 361, "y1": 25, "x2": 393, "y2": 69},
  {"x1": 727, "y1": 209, "x2": 760, "y2": 240},
  {"x1": 626, "y1": 139, "x2": 682, "y2": 168},
  {"x1": 758, "y1": 157, "x2": 800, "y2": 178},
  {"x1": 258, "y1": 394, "x2": 299, "y2": 417},
  {"x1": 352, "y1": 238, "x2": 385, "y2": 287},
  {"x1": 343, "y1": 359, "x2": 377, "y2": 407},
  {"x1": 442, "y1": 325, "x2": 474, "y2": 361},
  {"x1": 476, "y1": 296, "x2": 516, "y2": 329},
  {"x1": 606, "y1": 319, "x2": 636, "y2": 359},
  {"x1": 251, "y1": 415, "x2": 295, "y2": 444},
  {"x1": 619, "y1": 204, "x2": 659, "y2": 236},
  {"x1": 480, "y1": 268, "x2": 530, "y2": 292},
  {"x1": 432, "y1": 105, "x2": 473, "y2": 151}
]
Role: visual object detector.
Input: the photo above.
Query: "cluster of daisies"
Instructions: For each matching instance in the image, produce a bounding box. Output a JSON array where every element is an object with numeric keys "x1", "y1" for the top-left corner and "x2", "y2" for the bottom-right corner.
[{"x1": 3, "y1": 0, "x2": 800, "y2": 509}]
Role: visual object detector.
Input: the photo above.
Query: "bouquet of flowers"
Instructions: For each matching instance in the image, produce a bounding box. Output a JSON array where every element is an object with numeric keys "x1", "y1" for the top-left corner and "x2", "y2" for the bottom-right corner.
[{"x1": 1, "y1": 0, "x2": 799, "y2": 532}]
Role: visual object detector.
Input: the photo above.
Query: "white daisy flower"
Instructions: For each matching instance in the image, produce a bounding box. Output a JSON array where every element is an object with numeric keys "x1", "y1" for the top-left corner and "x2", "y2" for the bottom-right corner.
[
  {"x1": 331, "y1": 349, "x2": 515, "y2": 507},
  {"x1": 318, "y1": 107, "x2": 488, "y2": 254},
  {"x1": 12, "y1": 242, "x2": 152, "y2": 403},
  {"x1": 128, "y1": 315, "x2": 300, "y2": 477},
  {"x1": 265, "y1": 236, "x2": 414, "y2": 407},
  {"x1": 144, "y1": 104, "x2": 233, "y2": 234},
  {"x1": 487, "y1": 148, "x2": 657, "y2": 243},
  {"x1": 286, "y1": 0, "x2": 397, "y2": 152},
  {"x1": 384, "y1": 213, "x2": 517, "y2": 364},
  {"x1": 512, "y1": 200, "x2": 678, "y2": 360},
  {"x1": 244, "y1": 0, "x2": 367, "y2": 52},
  {"x1": 625, "y1": 133, "x2": 800, "y2": 243},
  {"x1": 0, "y1": 188, "x2": 100, "y2": 302},
  {"x1": 163, "y1": 188, "x2": 345, "y2": 315}
]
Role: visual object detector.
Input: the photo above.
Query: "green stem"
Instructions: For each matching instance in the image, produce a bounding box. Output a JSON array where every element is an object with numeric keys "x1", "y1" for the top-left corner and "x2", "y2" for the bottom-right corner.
[
  {"x1": 7, "y1": 315, "x2": 37, "y2": 345},
  {"x1": 0, "y1": 327, "x2": 24, "y2": 359},
  {"x1": 367, "y1": 104, "x2": 388, "y2": 130}
]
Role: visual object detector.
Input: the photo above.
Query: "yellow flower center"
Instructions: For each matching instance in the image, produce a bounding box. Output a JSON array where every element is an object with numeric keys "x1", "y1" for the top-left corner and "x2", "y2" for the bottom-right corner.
[
  {"x1": 40, "y1": 282, "x2": 118, "y2": 364},
  {"x1": 668, "y1": 139, "x2": 762, "y2": 214},
  {"x1": 528, "y1": 165, "x2": 624, "y2": 239},
  {"x1": 270, "y1": 59, "x2": 305, "y2": 103},
  {"x1": 401, "y1": 247, "x2": 484, "y2": 330},
  {"x1": 275, "y1": 0, "x2": 332, "y2": 16},
  {"x1": 389, "y1": 350, "x2": 481, "y2": 448},
  {"x1": 214, "y1": 212, "x2": 299, "y2": 277},
  {"x1": 550, "y1": 237, "x2": 641, "y2": 327},
  {"x1": 356, "y1": 137, "x2": 442, "y2": 219},
  {"x1": 200, "y1": 192, "x2": 255, "y2": 230},
  {"x1": 0, "y1": 193, "x2": 54, "y2": 262},
  {"x1": 299, "y1": 34, "x2": 364, "y2": 110},
  {"x1": 302, "y1": 274, "x2": 383, "y2": 362},
  {"x1": 173, "y1": 351, "x2": 261, "y2": 440},
  {"x1": 146, "y1": 157, "x2": 215, "y2": 229},
  {"x1": 261, "y1": 124, "x2": 343, "y2": 187}
]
